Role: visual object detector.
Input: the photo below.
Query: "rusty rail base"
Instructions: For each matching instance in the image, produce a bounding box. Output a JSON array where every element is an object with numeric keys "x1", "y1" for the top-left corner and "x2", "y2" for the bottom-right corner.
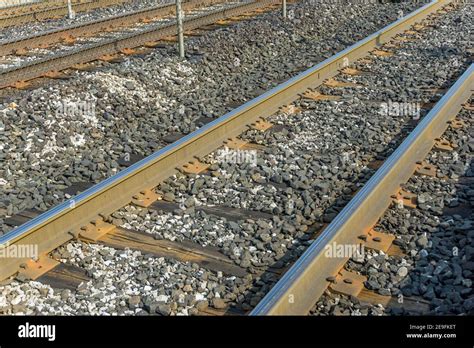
[
  {"x1": 0, "y1": 0, "x2": 222, "y2": 57},
  {"x1": 0, "y1": 0, "x2": 279, "y2": 89},
  {"x1": 251, "y1": 64, "x2": 473, "y2": 315},
  {"x1": 0, "y1": 0, "x2": 451, "y2": 281}
]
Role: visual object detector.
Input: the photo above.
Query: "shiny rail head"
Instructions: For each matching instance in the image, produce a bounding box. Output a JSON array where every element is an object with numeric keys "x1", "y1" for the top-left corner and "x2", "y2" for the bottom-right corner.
[
  {"x1": 250, "y1": 63, "x2": 474, "y2": 315},
  {"x1": 0, "y1": 0, "x2": 444, "y2": 247}
]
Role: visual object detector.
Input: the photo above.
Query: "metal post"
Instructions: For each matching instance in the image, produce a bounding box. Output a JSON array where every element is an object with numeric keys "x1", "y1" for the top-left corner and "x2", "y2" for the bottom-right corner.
[
  {"x1": 176, "y1": 0, "x2": 184, "y2": 59},
  {"x1": 282, "y1": 0, "x2": 286, "y2": 19},
  {"x1": 67, "y1": 0, "x2": 75, "y2": 19}
]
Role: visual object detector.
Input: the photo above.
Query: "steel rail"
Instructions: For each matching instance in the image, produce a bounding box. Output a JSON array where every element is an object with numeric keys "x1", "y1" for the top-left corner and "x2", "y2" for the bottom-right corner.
[
  {"x1": 0, "y1": 0, "x2": 279, "y2": 89},
  {"x1": 0, "y1": 0, "x2": 130, "y2": 28},
  {"x1": 0, "y1": 0, "x2": 450, "y2": 281},
  {"x1": 0, "y1": 0, "x2": 221, "y2": 56},
  {"x1": 251, "y1": 64, "x2": 474, "y2": 315}
]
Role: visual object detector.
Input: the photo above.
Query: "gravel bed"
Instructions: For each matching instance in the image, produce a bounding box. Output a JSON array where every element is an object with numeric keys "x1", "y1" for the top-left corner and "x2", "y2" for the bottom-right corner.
[
  {"x1": 0, "y1": 1, "x2": 241, "y2": 70},
  {"x1": 311, "y1": 100, "x2": 473, "y2": 316},
  {"x1": 0, "y1": 2, "x2": 471, "y2": 316},
  {"x1": 108, "y1": 2, "x2": 471, "y2": 312},
  {"x1": 0, "y1": 0, "x2": 424, "y2": 235},
  {"x1": 0, "y1": 240, "x2": 252, "y2": 315},
  {"x1": 0, "y1": 0, "x2": 170, "y2": 42},
  {"x1": 113, "y1": 2, "x2": 471, "y2": 267}
]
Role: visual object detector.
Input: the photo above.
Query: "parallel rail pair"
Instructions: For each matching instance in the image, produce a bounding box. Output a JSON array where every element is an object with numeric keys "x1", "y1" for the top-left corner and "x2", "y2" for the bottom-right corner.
[
  {"x1": 0, "y1": 0, "x2": 222, "y2": 57},
  {"x1": 1, "y1": 0, "x2": 472, "y2": 316},
  {"x1": 0, "y1": 0, "x2": 279, "y2": 89}
]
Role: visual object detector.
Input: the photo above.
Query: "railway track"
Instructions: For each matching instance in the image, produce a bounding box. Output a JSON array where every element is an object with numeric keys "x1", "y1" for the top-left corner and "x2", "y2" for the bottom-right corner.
[
  {"x1": 0, "y1": 0, "x2": 280, "y2": 89},
  {"x1": 251, "y1": 64, "x2": 473, "y2": 315},
  {"x1": 0, "y1": 0, "x2": 131, "y2": 28},
  {"x1": 0, "y1": 0, "x2": 221, "y2": 57},
  {"x1": 0, "y1": 0, "x2": 472, "y2": 316}
]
